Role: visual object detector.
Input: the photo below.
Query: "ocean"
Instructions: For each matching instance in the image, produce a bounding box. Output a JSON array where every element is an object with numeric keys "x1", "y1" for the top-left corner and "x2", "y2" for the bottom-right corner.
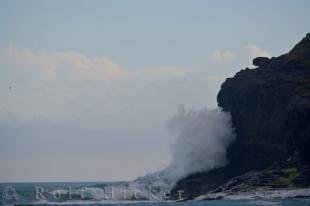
[{"x1": 1, "y1": 182, "x2": 310, "y2": 206}]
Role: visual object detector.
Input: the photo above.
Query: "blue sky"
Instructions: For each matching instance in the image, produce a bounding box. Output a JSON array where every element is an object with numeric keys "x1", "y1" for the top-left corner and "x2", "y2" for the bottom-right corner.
[{"x1": 0, "y1": 0, "x2": 309, "y2": 182}]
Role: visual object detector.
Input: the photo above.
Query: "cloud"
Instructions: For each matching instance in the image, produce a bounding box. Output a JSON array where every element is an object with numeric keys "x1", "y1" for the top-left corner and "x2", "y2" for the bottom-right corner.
[
  {"x1": 0, "y1": 46, "x2": 190, "y2": 121},
  {"x1": 246, "y1": 45, "x2": 271, "y2": 58},
  {"x1": 4, "y1": 45, "x2": 187, "y2": 82},
  {"x1": 211, "y1": 49, "x2": 237, "y2": 63}
]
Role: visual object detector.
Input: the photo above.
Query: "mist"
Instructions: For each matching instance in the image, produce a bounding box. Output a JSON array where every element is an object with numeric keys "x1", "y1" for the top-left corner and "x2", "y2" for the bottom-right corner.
[
  {"x1": 166, "y1": 105, "x2": 235, "y2": 182},
  {"x1": 134, "y1": 105, "x2": 235, "y2": 190}
]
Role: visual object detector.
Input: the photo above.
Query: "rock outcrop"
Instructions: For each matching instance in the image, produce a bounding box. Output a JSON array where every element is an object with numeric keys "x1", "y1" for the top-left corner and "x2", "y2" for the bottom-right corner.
[
  {"x1": 253, "y1": 57, "x2": 271, "y2": 67},
  {"x1": 171, "y1": 33, "x2": 310, "y2": 199}
]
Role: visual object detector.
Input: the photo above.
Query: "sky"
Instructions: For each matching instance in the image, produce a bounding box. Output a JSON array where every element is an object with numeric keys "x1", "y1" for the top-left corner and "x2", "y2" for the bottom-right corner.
[{"x1": 0, "y1": 0, "x2": 309, "y2": 182}]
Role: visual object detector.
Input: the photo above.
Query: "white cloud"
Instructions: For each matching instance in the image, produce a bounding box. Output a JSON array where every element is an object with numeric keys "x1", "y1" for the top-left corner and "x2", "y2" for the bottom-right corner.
[
  {"x1": 246, "y1": 45, "x2": 271, "y2": 58},
  {"x1": 0, "y1": 46, "x2": 189, "y2": 121},
  {"x1": 5, "y1": 45, "x2": 187, "y2": 82},
  {"x1": 211, "y1": 49, "x2": 237, "y2": 63}
]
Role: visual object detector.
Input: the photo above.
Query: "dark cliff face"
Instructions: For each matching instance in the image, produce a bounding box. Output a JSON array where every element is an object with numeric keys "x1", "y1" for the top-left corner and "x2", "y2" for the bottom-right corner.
[
  {"x1": 217, "y1": 33, "x2": 310, "y2": 170},
  {"x1": 171, "y1": 33, "x2": 310, "y2": 199}
]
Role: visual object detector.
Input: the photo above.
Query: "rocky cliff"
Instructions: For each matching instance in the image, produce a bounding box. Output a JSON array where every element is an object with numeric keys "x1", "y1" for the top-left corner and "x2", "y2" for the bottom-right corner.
[
  {"x1": 218, "y1": 33, "x2": 310, "y2": 170},
  {"x1": 171, "y1": 33, "x2": 310, "y2": 199}
]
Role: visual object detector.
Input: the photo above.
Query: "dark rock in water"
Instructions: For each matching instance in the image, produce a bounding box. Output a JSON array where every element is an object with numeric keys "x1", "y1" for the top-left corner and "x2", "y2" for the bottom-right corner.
[
  {"x1": 171, "y1": 33, "x2": 310, "y2": 200},
  {"x1": 170, "y1": 165, "x2": 247, "y2": 199},
  {"x1": 214, "y1": 165, "x2": 301, "y2": 193},
  {"x1": 253, "y1": 57, "x2": 271, "y2": 67},
  {"x1": 200, "y1": 164, "x2": 310, "y2": 200}
]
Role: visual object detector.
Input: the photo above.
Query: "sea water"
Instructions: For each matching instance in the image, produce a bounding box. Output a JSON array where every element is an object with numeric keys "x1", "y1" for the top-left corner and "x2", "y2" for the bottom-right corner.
[{"x1": 1, "y1": 182, "x2": 309, "y2": 206}]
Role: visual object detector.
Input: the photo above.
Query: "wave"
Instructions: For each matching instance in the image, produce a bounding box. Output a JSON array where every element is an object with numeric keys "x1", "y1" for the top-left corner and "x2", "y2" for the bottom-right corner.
[{"x1": 133, "y1": 106, "x2": 235, "y2": 190}]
